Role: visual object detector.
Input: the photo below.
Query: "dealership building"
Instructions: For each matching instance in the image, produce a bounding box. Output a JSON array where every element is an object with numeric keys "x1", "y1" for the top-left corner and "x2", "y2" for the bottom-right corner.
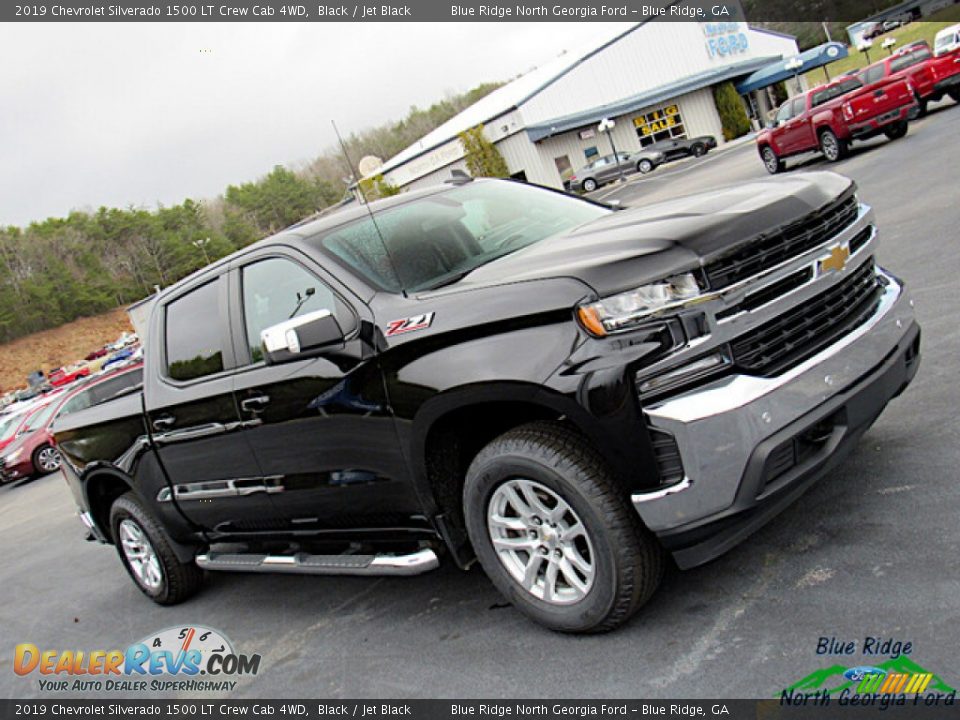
[{"x1": 369, "y1": 22, "x2": 801, "y2": 192}]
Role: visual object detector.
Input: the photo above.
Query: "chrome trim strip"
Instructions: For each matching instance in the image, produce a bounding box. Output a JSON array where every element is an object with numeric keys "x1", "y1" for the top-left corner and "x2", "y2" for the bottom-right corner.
[
  {"x1": 633, "y1": 477, "x2": 693, "y2": 504},
  {"x1": 157, "y1": 475, "x2": 285, "y2": 502}
]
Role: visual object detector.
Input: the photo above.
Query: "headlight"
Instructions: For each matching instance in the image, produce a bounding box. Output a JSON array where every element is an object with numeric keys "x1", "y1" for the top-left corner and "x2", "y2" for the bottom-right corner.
[
  {"x1": 4, "y1": 447, "x2": 22, "y2": 463},
  {"x1": 577, "y1": 272, "x2": 702, "y2": 336}
]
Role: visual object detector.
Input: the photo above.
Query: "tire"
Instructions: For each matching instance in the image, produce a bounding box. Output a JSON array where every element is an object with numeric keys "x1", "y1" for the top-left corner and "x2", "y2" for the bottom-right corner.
[
  {"x1": 819, "y1": 128, "x2": 848, "y2": 162},
  {"x1": 109, "y1": 492, "x2": 203, "y2": 605},
  {"x1": 949, "y1": 88, "x2": 960, "y2": 104},
  {"x1": 31, "y1": 444, "x2": 61, "y2": 475},
  {"x1": 582, "y1": 178, "x2": 598, "y2": 192},
  {"x1": 637, "y1": 159, "x2": 654, "y2": 174},
  {"x1": 915, "y1": 94, "x2": 928, "y2": 117},
  {"x1": 884, "y1": 120, "x2": 908, "y2": 140},
  {"x1": 691, "y1": 143, "x2": 707, "y2": 157},
  {"x1": 463, "y1": 422, "x2": 662, "y2": 633},
  {"x1": 760, "y1": 146, "x2": 784, "y2": 174}
]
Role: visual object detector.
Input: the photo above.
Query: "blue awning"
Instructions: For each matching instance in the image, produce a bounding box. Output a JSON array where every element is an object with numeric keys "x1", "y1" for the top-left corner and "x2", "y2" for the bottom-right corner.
[
  {"x1": 735, "y1": 42, "x2": 849, "y2": 94},
  {"x1": 526, "y1": 55, "x2": 781, "y2": 143}
]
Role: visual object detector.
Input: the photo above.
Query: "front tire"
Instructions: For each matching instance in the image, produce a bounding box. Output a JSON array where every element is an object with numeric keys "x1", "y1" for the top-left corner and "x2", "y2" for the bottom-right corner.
[
  {"x1": 760, "y1": 146, "x2": 784, "y2": 174},
  {"x1": 691, "y1": 143, "x2": 707, "y2": 157},
  {"x1": 819, "y1": 128, "x2": 848, "y2": 162},
  {"x1": 884, "y1": 120, "x2": 908, "y2": 140},
  {"x1": 32, "y1": 444, "x2": 61, "y2": 475},
  {"x1": 463, "y1": 422, "x2": 662, "y2": 633},
  {"x1": 949, "y1": 88, "x2": 960, "y2": 104},
  {"x1": 581, "y1": 178, "x2": 598, "y2": 192},
  {"x1": 637, "y1": 159, "x2": 654, "y2": 174},
  {"x1": 110, "y1": 493, "x2": 203, "y2": 605}
]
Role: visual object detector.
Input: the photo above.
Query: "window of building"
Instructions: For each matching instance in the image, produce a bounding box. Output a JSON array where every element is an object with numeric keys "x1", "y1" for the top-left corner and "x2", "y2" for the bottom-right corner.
[
  {"x1": 165, "y1": 280, "x2": 224, "y2": 381},
  {"x1": 241, "y1": 257, "x2": 341, "y2": 363},
  {"x1": 584, "y1": 146, "x2": 599, "y2": 161},
  {"x1": 554, "y1": 155, "x2": 572, "y2": 181},
  {"x1": 634, "y1": 104, "x2": 687, "y2": 147}
]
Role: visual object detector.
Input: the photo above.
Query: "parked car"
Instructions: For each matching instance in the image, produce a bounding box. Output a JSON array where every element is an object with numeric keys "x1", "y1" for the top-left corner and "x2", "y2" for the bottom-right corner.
[
  {"x1": 48, "y1": 365, "x2": 91, "y2": 388},
  {"x1": 857, "y1": 42, "x2": 960, "y2": 116},
  {"x1": 568, "y1": 150, "x2": 665, "y2": 192},
  {"x1": 646, "y1": 135, "x2": 717, "y2": 164},
  {"x1": 756, "y1": 75, "x2": 916, "y2": 174},
  {"x1": 101, "y1": 347, "x2": 136, "y2": 373},
  {"x1": 0, "y1": 407, "x2": 36, "y2": 455},
  {"x1": 85, "y1": 348, "x2": 109, "y2": 362},
  {"x1": 934, "y1": 23, "x2": 960, "y2": 58},
  {"x1": 54, "y1": 176, "x2": 919, "y2": 632},
  {"x1": 0, "y1": 366, "x2": 143, "y2": 483}
]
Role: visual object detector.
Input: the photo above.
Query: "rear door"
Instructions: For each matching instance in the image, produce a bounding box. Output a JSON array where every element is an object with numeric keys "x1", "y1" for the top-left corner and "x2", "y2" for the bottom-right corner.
[
  {"x1": 226, "y1": 247, "x2": 421, "y2": 532},
  {"x1": 145, "y1": 274, "x2": 277, "y2": 533}
]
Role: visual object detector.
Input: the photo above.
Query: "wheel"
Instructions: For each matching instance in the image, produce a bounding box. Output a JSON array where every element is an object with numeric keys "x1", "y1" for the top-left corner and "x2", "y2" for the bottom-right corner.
[
  {"x1": 110, "y1": 493, "x2": 203, "y2": 605},
  {"x1": 463, "y1": 422, "x2": 663, "y2": 633},
  {"x1": 884, "y1": 120, "x2": 908, "y2": 140},
  {"x1": 31, "y1": 444, "x2": 61, "y2": 475},
  {"x1": 914, "y1": 94, "x2": 928, "y2": 117},
  {"x1": 760, "y1": 146, "x2": 784, "y2": 174},
  {"x1": 819, "y1": 128, "x2": 848, "y2": 162},
  {"x1": 637, "y1": 159, "x2": 654, "y2": 174},
  {"x1": 949, "y1": 88, "x2": 960, "y2": 104},
  {"x1": 581, "y1": 178, "x2": 597, "y2": 192},
  {"x1": 691, "y1": 143, "x2": 707, "y2": 157}
]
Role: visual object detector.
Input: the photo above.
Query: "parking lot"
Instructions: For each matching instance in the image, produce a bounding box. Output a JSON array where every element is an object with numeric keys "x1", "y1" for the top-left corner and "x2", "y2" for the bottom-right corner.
[{"x1": 2, "y1": 100, "x2": 959, "y2": 700}]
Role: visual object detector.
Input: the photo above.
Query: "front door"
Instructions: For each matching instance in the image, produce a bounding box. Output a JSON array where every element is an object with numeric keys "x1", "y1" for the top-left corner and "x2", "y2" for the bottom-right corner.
[
  {"x1": 146, "y1": 274, "x2": 279, "y2": 533},
  {"x1": 227, "y1": 251, "x2": 421, "y2": 533}
]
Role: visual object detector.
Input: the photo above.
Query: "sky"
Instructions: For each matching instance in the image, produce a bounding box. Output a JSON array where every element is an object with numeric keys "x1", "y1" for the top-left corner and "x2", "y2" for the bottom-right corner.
[{"x1": 0, "y1": 22, "x2": 631, "y2": 227}]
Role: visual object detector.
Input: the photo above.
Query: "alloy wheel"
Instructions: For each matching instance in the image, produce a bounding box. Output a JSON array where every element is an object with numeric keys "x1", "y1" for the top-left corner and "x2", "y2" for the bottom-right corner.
[
  {"x1": 37, "y1": 447, "x2": 61, "y2": 473},
  {"x1": 119, "y1": 519, "x2": 164, "y2": 591},
  {"x1": 487, "y1": 479, "x2": 595, "y2": 605},
  {"x1": 821, "y1": 132, "x2": 840, "y2": 161}
]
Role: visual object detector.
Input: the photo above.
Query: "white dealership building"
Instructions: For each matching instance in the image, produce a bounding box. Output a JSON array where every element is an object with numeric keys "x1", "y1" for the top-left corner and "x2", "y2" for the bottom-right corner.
[{"x1": 368, "y1": 22, "x2": 801, "y2": 192}]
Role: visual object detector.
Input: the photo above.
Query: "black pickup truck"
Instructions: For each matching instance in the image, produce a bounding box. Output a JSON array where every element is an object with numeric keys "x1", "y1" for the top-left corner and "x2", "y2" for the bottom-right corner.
[{"x1": 54, "y1": 174, "x2": 920, "y2": 633}]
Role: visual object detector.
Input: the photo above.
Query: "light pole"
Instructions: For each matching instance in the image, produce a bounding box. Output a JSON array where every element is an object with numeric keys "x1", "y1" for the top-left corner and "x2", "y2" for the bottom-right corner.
[
  {"x1": 857, "y1": 39, "x2": 873, "y2": 65},
  {"x1": 192, "y1": 237, "x2": 211, "y2": 264},
  {"x1": 882, "y1": 37, "x2": 897, "y2": 55},
  {"x1": 597, "y1": 117, "x2": 626, "y2": 184},
  {"x1": 785, "y1": 56, "x2": 804, "y2": 95}
]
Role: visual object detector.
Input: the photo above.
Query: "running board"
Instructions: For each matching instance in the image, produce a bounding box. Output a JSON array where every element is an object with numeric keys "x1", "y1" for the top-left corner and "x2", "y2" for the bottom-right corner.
[{"x1": 195, "y1": 548, "x2": 439, "y2": 576}]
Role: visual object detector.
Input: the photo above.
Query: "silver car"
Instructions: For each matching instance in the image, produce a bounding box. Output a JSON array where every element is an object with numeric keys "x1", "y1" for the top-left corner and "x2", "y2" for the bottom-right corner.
[{"x1": 569, "y1": 149, "x2": 665, "y2": 192}]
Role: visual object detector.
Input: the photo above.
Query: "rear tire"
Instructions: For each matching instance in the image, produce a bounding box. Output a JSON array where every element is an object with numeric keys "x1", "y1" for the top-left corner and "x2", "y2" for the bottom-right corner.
[
  {"x1": 31, "y1": 444, "x2": 61, "y2": 475},
  {"x1": 760, "y1": 146, "x2": 784, "y2": 174},
  {"x1": 915, "y1": 95, "x2": 928, "y2": 117},
  {"x1": 691, "y1": 143, "x2": 707, "y2": 157},
  {"x1": 110, "y1": 493, "x2": 203, "y2": 605},
  {"x1": 463, "y1": 422, "x2": 662, "y2": 633},
  {"x1": 949, "y1": 88, "x2": 960, "y2": 104},
  {"x1": 884, "y1": 120, "x2": 908, "y2": 140},
  {"x1": 819, "y1": 128, "x2": 848, "y2": 162},
  {"x1": 582, "y1": 178, "x2": 597, "y2": 192}
]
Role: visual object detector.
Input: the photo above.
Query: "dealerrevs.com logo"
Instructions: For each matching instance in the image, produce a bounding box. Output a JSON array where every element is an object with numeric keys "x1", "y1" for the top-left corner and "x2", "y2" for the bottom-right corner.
[{"x1": 14, "y1": 625, "x2": 261, "y2": 693}]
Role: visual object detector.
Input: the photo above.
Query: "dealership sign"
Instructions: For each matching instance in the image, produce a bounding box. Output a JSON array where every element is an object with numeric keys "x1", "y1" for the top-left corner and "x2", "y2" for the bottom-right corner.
[{"x1": 702, "y1": 22, "x2": 749, "y2": 59}]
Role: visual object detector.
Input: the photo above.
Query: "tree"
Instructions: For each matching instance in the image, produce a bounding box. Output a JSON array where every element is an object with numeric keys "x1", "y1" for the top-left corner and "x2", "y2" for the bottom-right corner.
[
  {"x1": 358, "y1": 174, "x2": 402, "y2": 200},
  {"x1": 458, "y1": 124, "x2": 510, "y2": 179},
  {"x1": 713, "y1": 82, "x2": 752, "y2": 141}
]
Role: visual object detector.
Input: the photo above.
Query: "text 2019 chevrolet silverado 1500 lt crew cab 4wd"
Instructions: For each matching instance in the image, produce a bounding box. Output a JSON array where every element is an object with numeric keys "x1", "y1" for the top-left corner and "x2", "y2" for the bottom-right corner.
[
  {"x1": 54, "y1": 175, "x2": 920, "y2": 632},
  {"x1": 756, "y1": 74, "x2": 917, "y2": 174}
]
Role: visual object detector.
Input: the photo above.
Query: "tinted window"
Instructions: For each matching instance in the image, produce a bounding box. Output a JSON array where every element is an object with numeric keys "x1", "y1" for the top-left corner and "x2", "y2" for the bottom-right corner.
[
  {"x1": 862, "y1": 65, "x2": 885, "y2": 85},
  {"x1": 165, "y1": 280, "x2": 224, "y2": 381},
  {"x1": 890, "y1": 49, "x2": 931, "y2": 72},
  {"x1": 317, "y1": 182, "x2": 609, "y2": 292},
  {"x1": 58, "y1": 369, "x2": 144, "y2": 418},
  {"x1": 241, "y1": 258, "x2": 339, "y2": 363},
  {"x1": 811, "y1": 78, "x2": 864, "y2": 107}
]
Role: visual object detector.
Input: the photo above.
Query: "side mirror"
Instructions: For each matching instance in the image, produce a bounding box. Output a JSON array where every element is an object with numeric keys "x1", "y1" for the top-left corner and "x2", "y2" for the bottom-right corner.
[{"x1": 260, "y1": 309, "x2": 344, "y2": 365}]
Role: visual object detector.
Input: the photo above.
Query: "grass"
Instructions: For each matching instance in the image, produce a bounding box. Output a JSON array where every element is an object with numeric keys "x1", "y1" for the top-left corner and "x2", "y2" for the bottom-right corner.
[{"x1": 803, "y1": 12, "x2": 959, "y2": 87}]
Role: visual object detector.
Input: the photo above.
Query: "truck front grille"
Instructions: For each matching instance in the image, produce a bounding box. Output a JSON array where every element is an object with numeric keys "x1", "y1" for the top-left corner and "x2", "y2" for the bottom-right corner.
[
  {"x1": 730, "y1": 259, "x2": 881, "y2": 376},
  {"x1": 704, "y1": 191, "x2": 859, "y2": 289}
]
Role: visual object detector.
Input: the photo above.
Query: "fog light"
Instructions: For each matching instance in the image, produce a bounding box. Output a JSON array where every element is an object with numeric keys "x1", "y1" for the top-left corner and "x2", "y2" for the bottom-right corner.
[{"x1": 638, "y1": 351, "x2": 731, "y2": 396}]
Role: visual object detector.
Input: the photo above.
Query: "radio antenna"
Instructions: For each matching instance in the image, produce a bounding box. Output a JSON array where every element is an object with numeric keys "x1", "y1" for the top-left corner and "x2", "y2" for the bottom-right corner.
[{"x1": 331, "y1": 119, "x2": 407, "y2": 298}]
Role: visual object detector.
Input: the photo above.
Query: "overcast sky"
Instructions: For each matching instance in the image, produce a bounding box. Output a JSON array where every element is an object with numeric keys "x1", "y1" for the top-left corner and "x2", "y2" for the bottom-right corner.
[{"x1": 0, "y1": 22, "x2": 631, "y2": 227}]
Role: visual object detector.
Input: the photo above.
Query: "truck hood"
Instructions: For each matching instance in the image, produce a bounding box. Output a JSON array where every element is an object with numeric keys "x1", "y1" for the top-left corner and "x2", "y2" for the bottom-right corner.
[{"x1": 455, "y1": 171, "x2": 853, "y2": 297}]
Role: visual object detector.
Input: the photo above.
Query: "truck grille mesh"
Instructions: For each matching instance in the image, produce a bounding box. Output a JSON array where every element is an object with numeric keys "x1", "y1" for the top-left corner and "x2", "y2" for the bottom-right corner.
[
  {"x1": 730, "y1": 259, "x2": 881, "y2": 375},
  {"x1": 704, "y1": 191, "x2": 859, "y2": 289}
]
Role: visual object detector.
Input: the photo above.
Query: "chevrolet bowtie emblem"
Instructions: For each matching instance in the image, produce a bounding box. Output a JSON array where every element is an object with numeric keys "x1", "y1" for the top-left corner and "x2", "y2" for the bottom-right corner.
[{"x1": 819, "y1": 244, "x2": 850, "y2": 274}]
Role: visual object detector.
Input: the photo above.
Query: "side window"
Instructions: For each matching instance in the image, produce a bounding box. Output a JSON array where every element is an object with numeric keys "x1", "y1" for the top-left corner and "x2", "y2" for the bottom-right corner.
[
  {"x1": 863, "y1": 65, "x2": 885, "y2": 85},
  {"x1": 791, "y1": 97, "x2": 806, "y2": 117},
  {"x1": 775, "y1": 102, "x2": 793, "y2": 125},
  {"x1": 59, "y1": 390, "x2": 93, "y2": 419},
  {"x1": 241, "y1": 257, "x2": 348, "y2": 363},
  {"x1": 165, "y1": 280, "x2": 224, "y2": 382}
]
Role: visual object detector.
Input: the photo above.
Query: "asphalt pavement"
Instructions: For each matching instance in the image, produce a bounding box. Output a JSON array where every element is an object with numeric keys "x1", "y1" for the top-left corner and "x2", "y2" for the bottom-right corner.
[{"x1": 2, "y1": 100, "x2": 959, "y2": 700}]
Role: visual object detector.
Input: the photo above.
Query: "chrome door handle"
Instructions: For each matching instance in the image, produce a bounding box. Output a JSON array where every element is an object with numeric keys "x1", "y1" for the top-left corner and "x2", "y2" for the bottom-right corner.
[
  {"x1": 240, "y1": 395, "x2": 270, "y2": 412},
  {"x1": 152, "y1": 415, "x2": 175, "y2": 430}
]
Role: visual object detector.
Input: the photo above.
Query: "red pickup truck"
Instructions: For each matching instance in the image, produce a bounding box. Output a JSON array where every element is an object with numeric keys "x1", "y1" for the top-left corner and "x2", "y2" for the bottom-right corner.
[
  {"x1": 756, "y1": 74, "x2": 917, "y2": 174},
  {"x1": 858, "y1": 43, "x2": 960, "y2": 116}
]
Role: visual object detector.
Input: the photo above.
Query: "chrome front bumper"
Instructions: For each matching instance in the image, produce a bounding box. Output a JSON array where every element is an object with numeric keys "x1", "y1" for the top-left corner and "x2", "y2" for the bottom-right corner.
[{"x1": 632, "y1": 268, "x2": 917, "y2": 561}]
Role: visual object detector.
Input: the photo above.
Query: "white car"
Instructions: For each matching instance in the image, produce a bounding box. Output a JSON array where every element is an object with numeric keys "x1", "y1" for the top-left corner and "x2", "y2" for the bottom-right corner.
[{"x1": 934, "y1": 23, "x2": 960, "y2": 57}]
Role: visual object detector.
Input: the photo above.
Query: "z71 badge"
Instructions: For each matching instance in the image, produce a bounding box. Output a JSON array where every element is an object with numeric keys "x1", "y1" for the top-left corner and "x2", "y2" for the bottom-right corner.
[{"x1": 385, "y1": 312, "x2": 435, "y2": 337}]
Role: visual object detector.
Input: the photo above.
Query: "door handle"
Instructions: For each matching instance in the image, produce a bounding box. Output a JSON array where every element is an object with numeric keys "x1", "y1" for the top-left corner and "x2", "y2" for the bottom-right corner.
[
  {"x1": 152, "y1": 414, "x2": 175, "y2": 431},
  {"x1": 240, "y1": 395, "x2": 271, "y2": 413}
]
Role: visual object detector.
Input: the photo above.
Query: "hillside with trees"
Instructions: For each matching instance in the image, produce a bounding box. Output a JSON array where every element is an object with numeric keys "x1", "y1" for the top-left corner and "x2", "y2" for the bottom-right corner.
[{"x1": 0, "y1": 82, "x2": 502, "y2": 346}]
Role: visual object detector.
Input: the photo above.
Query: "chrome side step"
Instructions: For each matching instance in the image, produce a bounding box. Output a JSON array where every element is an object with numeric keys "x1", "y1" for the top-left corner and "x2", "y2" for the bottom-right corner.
[{"x1": 195, "y1": 548, "x2": 439, "y2": 577}]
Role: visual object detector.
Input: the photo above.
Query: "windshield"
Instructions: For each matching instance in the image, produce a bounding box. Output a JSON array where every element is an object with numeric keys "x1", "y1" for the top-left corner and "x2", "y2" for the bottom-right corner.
[
  {"x1": 315, "y1": 181, "x2": 610, "y2": 292},
  {"x1": 0, "y1": 412, "x2": 26, "y2": 441},
  {"x1": 936, "y1": 33, "x2": 957, "y2": 52}
]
